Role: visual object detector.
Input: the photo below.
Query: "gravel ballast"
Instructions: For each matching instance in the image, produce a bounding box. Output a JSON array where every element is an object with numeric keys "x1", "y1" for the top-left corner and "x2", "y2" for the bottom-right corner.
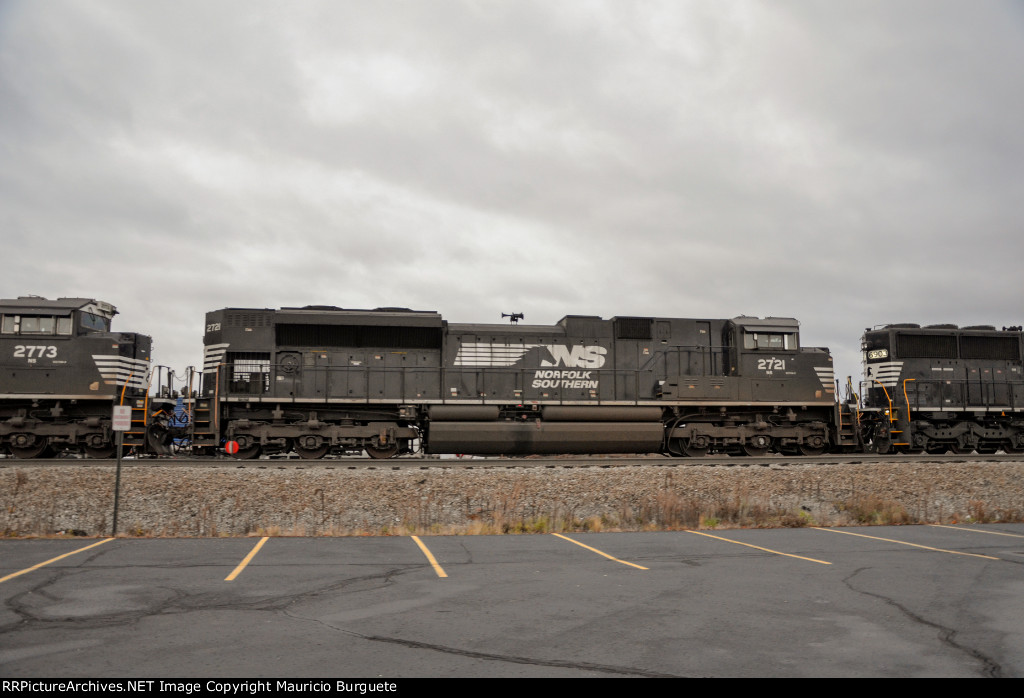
[{"x1": 2, "y1": 460, "x2": 1023, "y2": 537}]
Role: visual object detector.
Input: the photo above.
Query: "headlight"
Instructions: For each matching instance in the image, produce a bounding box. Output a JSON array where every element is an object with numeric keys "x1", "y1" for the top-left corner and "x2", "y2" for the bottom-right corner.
[{"x1": 867, "y1": 349, "x2": 888, "y2": 360}]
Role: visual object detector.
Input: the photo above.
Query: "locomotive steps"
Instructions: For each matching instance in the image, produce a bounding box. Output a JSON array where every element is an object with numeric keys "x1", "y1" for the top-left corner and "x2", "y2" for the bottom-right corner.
[{"x1": 2, "y1": 458, "x2": 1023, "y2": 537}]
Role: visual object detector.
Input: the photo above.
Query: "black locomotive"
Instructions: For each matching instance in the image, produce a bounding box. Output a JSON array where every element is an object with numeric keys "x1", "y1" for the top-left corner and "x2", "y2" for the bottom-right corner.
[
  {"x1": 189, "y1": 306, "x2": 842, "y2": 458},
  {"x1": 0, "y1": 296, "x2": 172, "y2": 458},
  {"x1": 6, "y1": 297, "x2": 1022, "y2": 459},
  {"x1": 858, "y1": 323, "x2": 1024, "y2": 454}
]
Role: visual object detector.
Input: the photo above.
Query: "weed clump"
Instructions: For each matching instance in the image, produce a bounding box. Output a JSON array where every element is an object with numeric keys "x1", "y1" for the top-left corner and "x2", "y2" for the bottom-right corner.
[{"x1": 836, "y1": 495, "x2": 913, "y2": 525}]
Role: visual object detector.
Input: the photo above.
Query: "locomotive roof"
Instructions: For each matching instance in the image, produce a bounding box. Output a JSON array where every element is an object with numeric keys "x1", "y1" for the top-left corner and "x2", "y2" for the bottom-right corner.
[
  {"x1": 731, "y1": 316, "x2": 799, "y2": 332},
  {"x1": 447, "y1": 322, "x2": 567, "y2": 334},
  {"x1": 213, "y1": 306, "x2": 443, "y2": 327},
  {"x1": 869, "y1": 323, "x2": 1020, "y2": 334},
  {"x1": 0, "y1": 296, "x2": 117, "y2": 317}
]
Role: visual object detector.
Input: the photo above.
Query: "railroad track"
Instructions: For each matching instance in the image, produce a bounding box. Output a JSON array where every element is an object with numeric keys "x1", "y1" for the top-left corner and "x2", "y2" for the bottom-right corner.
[{"x1": 3, "y1": 453, "x2": 1023, "y2": 469}]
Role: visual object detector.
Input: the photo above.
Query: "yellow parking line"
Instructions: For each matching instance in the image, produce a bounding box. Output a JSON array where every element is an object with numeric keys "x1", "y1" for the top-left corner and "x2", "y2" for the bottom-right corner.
[
  {"x1": 411, "y1": 536, "x2": 448, "y2": 578},
  {"x1": 225, "y1": 537, "x2": 269, "y2": 581},
  {"x1": 927, "y1": 524, "x2": 1024, "y2": 538},
  {"x1": 551, "y1": 533, "x2": 649, "y2": 569},
  {"x1": 687, "y1": 530, "x2": 832, "y2": 565},
  {"x1": 0, "y1": 538, "x2": 114, "y2": 584},
  {"x1": 813, "y1": 527, "x2": 999, "y2": 560}
]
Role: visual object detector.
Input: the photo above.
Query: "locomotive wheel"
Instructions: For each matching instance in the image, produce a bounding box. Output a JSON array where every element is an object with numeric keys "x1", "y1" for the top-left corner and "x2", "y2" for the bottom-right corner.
[
  {"x1": 799, "y1": 444, "x2": 826, "y2": 457},
  {"x1": 925, "y1": 445, "x2": 948, "y2": 455},
  {"x1": 228, "y1": 434, "x2": 261, "y2": 460},
  {"x1": 745, "y1": 440, "x2": 770, "y2": 456},
  {"x1": 230, "y1": 444, "x2": 261, "y2": 460},
  {"x1": 365, "y1": 443, "x2": 399, "y2": 459},
  {"x1": 84, "y1": 444, "x2": 115, "y2": 459},
  {"x1": 295, "y1": 444, "x2": 329, "y2": 459},
  {"x1": 10, "y1": 440, "x2": 51, "y2": 459},
  {"x1": 949, "y1": 442, "x2": 973, "y2": 455},
  {"x1": 743, "y1": 435, "x2": 771, "y2": 457},
  {"x1": 681, "y1": 439, "x2": 709, "y2": 457},
  {"x1": 975, "y1": 445, "x2": 999, "y2": 455}
]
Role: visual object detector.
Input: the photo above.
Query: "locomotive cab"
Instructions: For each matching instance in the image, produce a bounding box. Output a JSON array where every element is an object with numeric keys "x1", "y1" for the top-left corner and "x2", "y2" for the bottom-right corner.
[
  {"x1": 0, "y1": 301, "x2": 112, "y2": 341},
  {"x1": 0, "y1": 296, "x2": 161, "y2": 458},
  {"x1": 728, "y1": 317, "x2": 800, "y2": 377}
]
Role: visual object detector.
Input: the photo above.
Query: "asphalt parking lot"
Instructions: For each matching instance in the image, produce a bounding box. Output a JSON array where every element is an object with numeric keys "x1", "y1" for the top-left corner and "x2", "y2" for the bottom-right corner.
[{"x1": 2, "y1": 524, "x2": 1023, "y2": 677}]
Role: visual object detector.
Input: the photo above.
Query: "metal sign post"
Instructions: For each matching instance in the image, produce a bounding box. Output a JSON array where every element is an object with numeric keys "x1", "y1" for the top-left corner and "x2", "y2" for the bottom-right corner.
[{"x1": 111, "y1": 405, "x2": 132, "y2": 536}]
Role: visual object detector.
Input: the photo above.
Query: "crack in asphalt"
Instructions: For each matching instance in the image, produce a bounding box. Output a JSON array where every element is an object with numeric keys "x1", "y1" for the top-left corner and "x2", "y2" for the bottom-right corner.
[
  {"x1": 273, "y1": 585, "x2": 689, "y2": 677},
  {"x1": 283, "y1": 606, "x2": 688, "y2": 677},
  {"x1": 842, "y1": 567, "x2": 1003, "y2": 677},
  {"x1": 355, "y1": 633, "x2": 687, "y2": 677},
  {"x1": 2, "y1": 562, "x2": 415, "y2": 632},
  {"x1": 6, "y1": 561, "x2": 677, "y2": 678},
  {"x1": 1, "y1": 543, "x2": 126, "y2": 631}
]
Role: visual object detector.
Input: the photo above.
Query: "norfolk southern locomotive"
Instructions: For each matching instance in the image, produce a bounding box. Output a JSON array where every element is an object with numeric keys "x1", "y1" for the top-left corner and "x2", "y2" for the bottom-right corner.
[
  {"x1": 0, "y1": 296, "x2": 171, "y2": 458},
  {"x1": 6, "y1": 298, "x2": 1023, "y2": 459},
  {"x1": 189, "y1": 306, "x2": 841, "y2": 458},
  {"x1": 858, "y1": 323, "x2": 1024, "y2": 454}
]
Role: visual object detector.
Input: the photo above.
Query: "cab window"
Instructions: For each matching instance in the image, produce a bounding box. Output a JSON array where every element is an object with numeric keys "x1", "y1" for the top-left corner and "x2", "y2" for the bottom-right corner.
[
  {"x1": 21, "y1": 316, "x2": 55, "y2": 334},
  {"x1": 743, "y1": 332, "x2": 797, "y2": 350},
  {"x1": 80, "y1": 313, "x2": 109, "y2": 332},
  {"x1": 2, "y1": 314, "x2": 74, "y2": 335}
]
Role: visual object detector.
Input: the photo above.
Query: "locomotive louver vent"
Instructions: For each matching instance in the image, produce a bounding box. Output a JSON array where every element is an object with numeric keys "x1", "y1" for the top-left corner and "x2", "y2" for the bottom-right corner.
[
  {"x1": 896, "y1": 334, "x2": 957, "y2": 359},
  {"x1": 226, "y1": 352, "x2": 271, "y2": 363},
  {"x1": 226, "y1": 313, "x2": 269, "y2": 327},
  {"x1": 615, "y1": 318, "x2": 653, "y2": 340},
  {"x1": 276, "y1": 323, "x2": 442, "y2": 349},
  {"x1": 960, "y1": 336, "x2": 1021, "y2": 361}
]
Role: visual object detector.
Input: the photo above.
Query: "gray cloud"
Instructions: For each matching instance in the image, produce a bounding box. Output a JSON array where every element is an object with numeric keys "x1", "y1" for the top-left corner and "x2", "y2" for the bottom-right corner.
[{"x1": 2, "y1": 0, "x2": 1022, "y2": 387}]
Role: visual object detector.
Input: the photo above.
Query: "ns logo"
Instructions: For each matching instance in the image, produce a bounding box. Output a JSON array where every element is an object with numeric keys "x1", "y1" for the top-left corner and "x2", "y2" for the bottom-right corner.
[{"x1": 540, "y1": 345, "x2": 607, "y2": 368}]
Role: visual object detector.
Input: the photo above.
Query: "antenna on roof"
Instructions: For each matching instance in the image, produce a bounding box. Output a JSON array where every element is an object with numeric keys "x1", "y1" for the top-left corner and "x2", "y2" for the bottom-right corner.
[{"x1": 502, "y1": 312, "x2": 524, "y2": 325}]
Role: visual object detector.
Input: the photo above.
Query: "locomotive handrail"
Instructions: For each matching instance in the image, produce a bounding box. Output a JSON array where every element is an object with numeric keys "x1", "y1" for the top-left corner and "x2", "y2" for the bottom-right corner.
[
  {"x1": 213, "y1": 363, "x2": 222, "y2": 434},
  {"x1": 221, "y1": 358, "x2": 843, "y2": 406},
  {"x1": 224, "y1": 363, "x2": 664, "y2": 405},
  {"x1": 871, "y1": 379, "x2": 894, "y2": 419},
  {"x1": 188, "y1": 366, "x2": 196, "y2": 447},
  {"x1": 902, "y1": 378, "x2": 915, "y2": 427},
  {"x1": 186, "y1": 367, "x2": 195, "y2": 420},
  {"x1": 118, "y1": 370, "x2": 134, "y2": 406},
  {"x1": 865, "y1": 376, "x2": 1024, "y2": 412},
  {"x1": 143, "y1": 369, "x2": 153, "y2": 428}
]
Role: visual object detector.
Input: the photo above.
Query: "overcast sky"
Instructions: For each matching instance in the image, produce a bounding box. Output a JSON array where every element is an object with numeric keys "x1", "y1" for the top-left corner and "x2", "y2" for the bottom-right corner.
[{"x1": 2, "y1": 0, "x2": 1022, "y2": 389}]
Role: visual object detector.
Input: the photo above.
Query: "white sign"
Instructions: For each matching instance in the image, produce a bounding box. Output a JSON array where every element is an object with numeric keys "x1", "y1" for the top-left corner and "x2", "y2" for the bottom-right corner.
[{"x1": 112, "y1": 406, "x2": 132, "y2": 432}]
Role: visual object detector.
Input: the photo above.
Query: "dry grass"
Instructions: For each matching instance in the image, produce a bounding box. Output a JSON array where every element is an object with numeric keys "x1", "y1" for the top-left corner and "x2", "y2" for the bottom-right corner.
[
  {"x1": 4, "y1": 464, "x2": 1024, "y2": 538},
  {"x1": 29, "y1": 489, "x2": 1017, "y2": 539}
]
